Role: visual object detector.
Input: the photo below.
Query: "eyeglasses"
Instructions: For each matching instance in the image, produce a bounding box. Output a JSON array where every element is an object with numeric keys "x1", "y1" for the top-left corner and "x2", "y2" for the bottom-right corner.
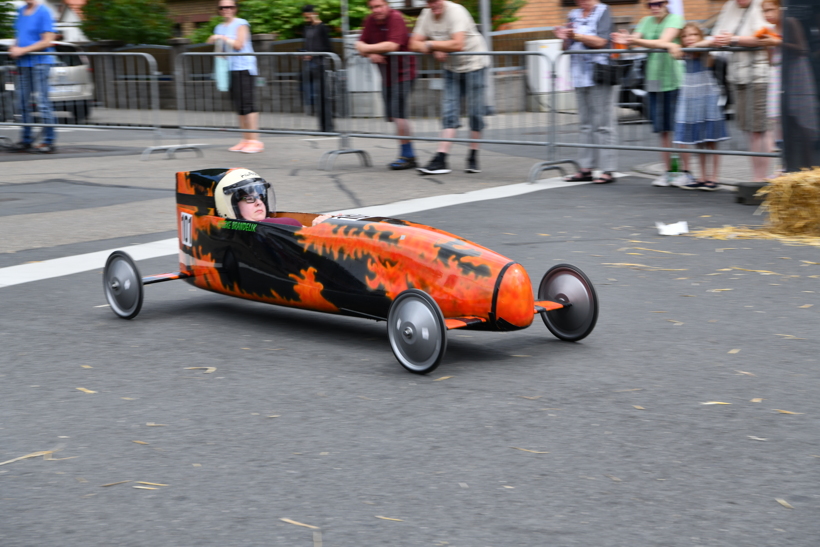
[
  {"x1": 239, "y1": 195, "x2": 262, "y2": 203},
  {"x1": 647, "y1": 1, "x2": 664, "y2": 7},
  {"x1": 218, "y1": 5, "x2": 236, "y2": 10}
]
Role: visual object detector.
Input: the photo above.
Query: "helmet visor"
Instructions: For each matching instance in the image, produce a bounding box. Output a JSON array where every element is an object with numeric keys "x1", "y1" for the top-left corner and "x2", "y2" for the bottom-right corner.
[{"x1": 223, "y1": 178, "x2": 276, "y2": 219}]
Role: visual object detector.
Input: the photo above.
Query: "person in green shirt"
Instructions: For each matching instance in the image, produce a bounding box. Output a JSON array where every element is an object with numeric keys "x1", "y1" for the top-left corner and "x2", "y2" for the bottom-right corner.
[{"x1": 613, "y1": 1, "x2": 686, "y2": 187}]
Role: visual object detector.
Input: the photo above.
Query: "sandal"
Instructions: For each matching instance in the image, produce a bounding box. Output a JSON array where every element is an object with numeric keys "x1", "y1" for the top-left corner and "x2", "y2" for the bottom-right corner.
[
  {"x1": 564, "y1": 170, "x2": 593, "y2": 182},
  {"x1": 593, "y1": 172, "x2": 615, "y2": 184}
]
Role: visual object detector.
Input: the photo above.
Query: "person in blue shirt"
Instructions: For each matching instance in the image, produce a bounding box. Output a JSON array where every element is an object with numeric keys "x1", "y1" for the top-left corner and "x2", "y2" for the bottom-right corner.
[
  {"x1": 10, "y1": 0, "x2": 56, "y2": 153},
  {"x1": 207, "y1": 0, "x2": 262, "y2": 153}
]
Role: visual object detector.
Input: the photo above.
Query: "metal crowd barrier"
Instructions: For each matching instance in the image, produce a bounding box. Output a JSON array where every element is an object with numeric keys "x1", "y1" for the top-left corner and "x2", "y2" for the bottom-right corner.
[
  {"x1": 174, "y1": 51, "x2": 369, "y2": 167},
  {"x1": 0, "y1": 51, "x2": 171, "y2": 157},
  {"x1": 553, "y1": 47, "x2": 780, "y2": 178}
]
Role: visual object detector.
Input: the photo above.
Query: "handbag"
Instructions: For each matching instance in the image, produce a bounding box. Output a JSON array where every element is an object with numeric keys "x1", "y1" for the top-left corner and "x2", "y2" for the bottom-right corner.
[
  {"x1": 593, "y1": 60, "x2": 626, "y2": 86},
  {"x1": 213, "y1": 40, "x2": 230, "y2": 92}
]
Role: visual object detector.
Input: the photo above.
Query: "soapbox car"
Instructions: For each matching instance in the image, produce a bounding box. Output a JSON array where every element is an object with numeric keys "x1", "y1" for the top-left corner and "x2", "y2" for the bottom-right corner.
[{"x1": 102, "y1": 168, "x2": 598, "y2": 374}]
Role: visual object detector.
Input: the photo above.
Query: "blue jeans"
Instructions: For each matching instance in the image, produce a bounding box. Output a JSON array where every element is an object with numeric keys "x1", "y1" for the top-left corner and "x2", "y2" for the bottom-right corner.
[
  {"x1": 17, "y1": 65, "x2": 55, "y2": 145},
  {"x1": 442, "y1": 68, "x2": 485, "y2": 132}
]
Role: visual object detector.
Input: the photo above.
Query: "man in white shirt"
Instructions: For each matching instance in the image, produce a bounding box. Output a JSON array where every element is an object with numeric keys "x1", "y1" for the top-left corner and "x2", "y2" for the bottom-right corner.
[{"x1": 410, "y1": 0, "x2": 488, "y2": 175}]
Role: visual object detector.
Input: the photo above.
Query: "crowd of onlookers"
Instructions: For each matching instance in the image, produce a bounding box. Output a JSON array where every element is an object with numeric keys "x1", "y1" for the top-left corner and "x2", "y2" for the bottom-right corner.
[
  {"x1": 557, "y1": 0, "x2": 796, "y2": 190},
  {"x1": 10, "y1": 0, "x2": 810, "y2": 190}
]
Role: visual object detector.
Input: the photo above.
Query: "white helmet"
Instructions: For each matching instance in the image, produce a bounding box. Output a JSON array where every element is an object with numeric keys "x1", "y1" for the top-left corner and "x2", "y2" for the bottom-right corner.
[{"x1": 214, "y1": 168, "x2": 276, "y2": 220}]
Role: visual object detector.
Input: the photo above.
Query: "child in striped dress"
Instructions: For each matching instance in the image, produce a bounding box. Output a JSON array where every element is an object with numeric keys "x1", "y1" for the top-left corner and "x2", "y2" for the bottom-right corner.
[{"x1": 670, "y1": 23, "x2": 729, "y2": 191}]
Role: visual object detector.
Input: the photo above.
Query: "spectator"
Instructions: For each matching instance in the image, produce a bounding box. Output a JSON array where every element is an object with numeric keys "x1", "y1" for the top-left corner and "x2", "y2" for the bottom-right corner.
[
  {"x1": 709, "y1": 0, "x2": 769, "y2": 182},
  {"x1": 555, "y1": 0, "x2": 617, "y2": 184},
  {"x1": 302, "y1": 5, "x2": 335, "y2": 133},
  {"x1": 669, "y1": 23, "x2": 730, "y2": 190},
  {"x1": 410, "y1": 0, "x2": 489, "y2": 175},
  {"x1": 10, "y1": 0, "x2": 56, "y2": 154},
  {"x1": 356, "y1": 0, "x2": 418, "y2": 170},
  {"x1": 208, "y1": 0, "x2": 263, "y2": 154},
  {"x1": 613, "y1": 0, "x2": 685, "y2": 187}
]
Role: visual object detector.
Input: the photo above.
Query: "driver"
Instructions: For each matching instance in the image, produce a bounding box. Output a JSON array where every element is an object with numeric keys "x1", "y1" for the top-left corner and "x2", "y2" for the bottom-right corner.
[{"x1": 214, "y1": 168, "x2": 328, "y2": 226}]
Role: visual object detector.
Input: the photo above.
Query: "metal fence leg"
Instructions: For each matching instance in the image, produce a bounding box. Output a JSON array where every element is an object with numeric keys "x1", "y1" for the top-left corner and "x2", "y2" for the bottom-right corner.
[
  {"x1": 528, "y1": 159, "x2": 580, "y2": 183},
  {"x1": 319, "y1": 133, "x2": 372, "y2": 171}
]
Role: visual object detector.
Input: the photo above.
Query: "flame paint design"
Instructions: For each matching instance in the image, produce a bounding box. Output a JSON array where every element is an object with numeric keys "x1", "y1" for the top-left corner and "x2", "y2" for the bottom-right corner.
[
  {"x1": 179, "y1": 213, "x2": 338, "y2": 312},
  {"x1": 298, "y1": 220, "x2": 509, "y2": 318}
]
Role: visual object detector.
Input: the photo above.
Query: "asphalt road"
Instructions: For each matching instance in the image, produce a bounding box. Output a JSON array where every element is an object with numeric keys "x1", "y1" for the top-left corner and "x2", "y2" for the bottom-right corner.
[{"x1": 2, "y1": 168, "x2": 818, "y2": 546}]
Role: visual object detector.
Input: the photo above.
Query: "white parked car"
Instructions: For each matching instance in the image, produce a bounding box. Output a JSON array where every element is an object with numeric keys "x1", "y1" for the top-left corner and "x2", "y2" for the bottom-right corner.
[{"x1": 0, "y1": 40, "x2": 94, "y2": 123}]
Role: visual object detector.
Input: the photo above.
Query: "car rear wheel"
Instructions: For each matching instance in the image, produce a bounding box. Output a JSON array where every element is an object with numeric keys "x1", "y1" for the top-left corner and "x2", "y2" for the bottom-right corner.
[
  {"x1": 387, "y1": 289, "x2": 447, "y2": 374},
  {"x1": 538, "y1": 264, "x2": 598, "y2": 342},
  {"x1": 103, "y1": 251, "x2": 143, "y2": 319}
]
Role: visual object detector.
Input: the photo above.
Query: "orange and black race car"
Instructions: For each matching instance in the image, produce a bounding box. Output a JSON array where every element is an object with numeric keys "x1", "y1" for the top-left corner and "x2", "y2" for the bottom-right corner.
[{"x1": 103, "y1": 168, "x2": 598, "y2": 374}]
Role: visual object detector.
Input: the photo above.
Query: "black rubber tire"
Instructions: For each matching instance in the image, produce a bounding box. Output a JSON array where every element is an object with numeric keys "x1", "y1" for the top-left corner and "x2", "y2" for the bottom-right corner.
[
  {"x1": 103, "y1": 251, "x2": 143, "y2": 319},
  {"x1": 538, "y1": 264, "x2": 598, "y2": 342},
  {"x1": 387, "y1": 289, "x2": 448, "y2": 374}
]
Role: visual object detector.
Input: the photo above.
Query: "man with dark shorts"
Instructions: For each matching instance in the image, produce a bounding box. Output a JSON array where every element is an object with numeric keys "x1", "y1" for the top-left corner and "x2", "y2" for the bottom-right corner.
[{"x1": 356, "y1": 0, "x2": 417, "y2": 170}]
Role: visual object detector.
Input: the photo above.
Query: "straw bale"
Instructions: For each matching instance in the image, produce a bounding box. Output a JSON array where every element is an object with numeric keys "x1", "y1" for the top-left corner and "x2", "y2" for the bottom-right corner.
[{"x1": 758, "y1": 168, "x2": 820, "y2": 236}]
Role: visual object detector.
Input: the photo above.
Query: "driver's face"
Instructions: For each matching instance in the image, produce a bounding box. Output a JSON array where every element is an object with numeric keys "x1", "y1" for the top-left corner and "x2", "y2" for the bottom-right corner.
[{"x1": 238, "y1": 195, "x2": 267, "y2": 221}]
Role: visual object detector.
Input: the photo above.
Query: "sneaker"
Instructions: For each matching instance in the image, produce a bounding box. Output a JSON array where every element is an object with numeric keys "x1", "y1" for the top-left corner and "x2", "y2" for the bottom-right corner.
[
  {"x1": 229, "y1": 141, "x2": 248, "y2": 152},
  {"x1": 388, "y1": 156, "x2": 417, "y2": 170},
  {"x1": 652, "y1": 172, "x2": 671, "y2": 187},
  {"x1": 674, "y1": 170, "x2": 696, "y2": 187},
  {"x1": 240, "y1": 140, "x2": 264, "y2": 154},
  {"x1": 465, "y1": 155, "x2": 480, "y2": 173},
  {"x1": 9, "y1": 141, "x2": 32, "y2": 152},
  {"x1": 700, "y1": 181, "x2": 719, "y2": 191},
  {"x1": 681, "y1": 181, "x2": 706, "y2": 190},
  {"x1": 417, "y1": 153, "x2": 450, "y2": 175},
  {"x1": 33, "y1": 143, "x2": 56, "y2": 154}
]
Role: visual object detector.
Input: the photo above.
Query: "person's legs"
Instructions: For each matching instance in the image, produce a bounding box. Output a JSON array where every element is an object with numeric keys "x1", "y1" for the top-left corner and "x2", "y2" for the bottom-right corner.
[
  {"x1": 649, "y1": 92, "x2": 670, "y2": 168},
  {"x1": 707, "y1": 141, "x2": 719, "y2": 182},
  {"x1": 237, "y1": 71, "x2": 262, "y2": 153},
  {"x1": 385, "y1": 79, "x2": 416, "y2": 168},
  {"x1": 592, "y1": 83, "x2": 618, "y2": 176},
  {"x1": 465, "y1": 68, "x2": 485, "y2": 150},
  {"x1": 576, "y1": 86, "x2": 594, "y2": 172},
  {"x1": 750, "y1": 130, "x2": 770, "y2": 180},
  {"x1": 437, "y1": 70, "x2": 461, "y2": 155},
  {"x1": 16, "y1": 67, "x2": 34, "y2": 146},
  {"x1": 464, "y1": 68, "x2": 485, "y2": 173},
  {"x1": 317, "y1": 60, "x2": 334, "y2": 133},
  {"x1": 33, "y1": 65, "x2": 55, "y2": 147},
  {"x1": 736, "y1": 83, "x2": 770, "y2": 181}
]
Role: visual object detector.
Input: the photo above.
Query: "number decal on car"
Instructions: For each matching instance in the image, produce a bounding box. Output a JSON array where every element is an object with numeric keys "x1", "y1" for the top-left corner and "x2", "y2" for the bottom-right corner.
[{"x1": 180, "y1": 213, "x2": 193, "y2": 246}]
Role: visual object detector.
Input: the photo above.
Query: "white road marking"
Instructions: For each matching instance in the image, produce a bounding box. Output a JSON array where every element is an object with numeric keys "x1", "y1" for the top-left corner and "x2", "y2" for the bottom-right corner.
[
  {"x1": 0, "y1": 239, "x2": 177, "y2": 289},
  {"x1": 0, "y1": 175, "x2": 598, "y2": 288}
]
